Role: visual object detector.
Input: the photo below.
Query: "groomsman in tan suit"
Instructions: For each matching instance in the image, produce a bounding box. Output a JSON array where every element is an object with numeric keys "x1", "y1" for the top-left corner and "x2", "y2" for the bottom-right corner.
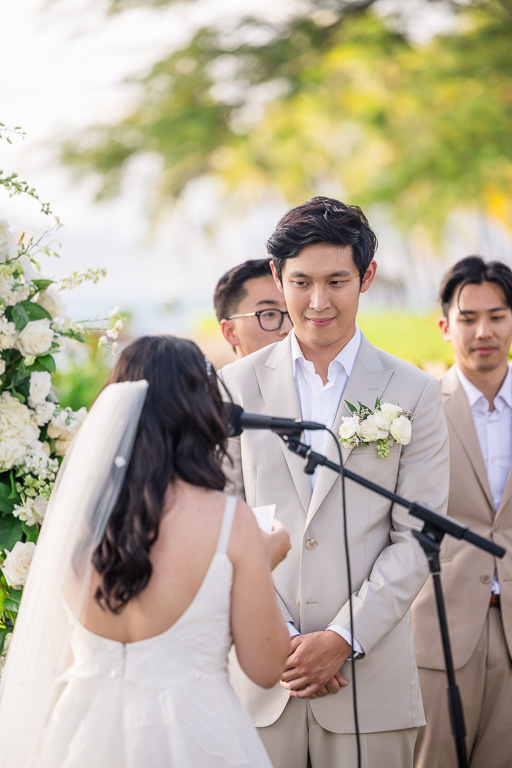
[
  {"x1": 413, "y1": 256, "x2": 512, "y2": 768},
  {"x1": 221, "y1": 197, "x2": 449, "y2": 768}
]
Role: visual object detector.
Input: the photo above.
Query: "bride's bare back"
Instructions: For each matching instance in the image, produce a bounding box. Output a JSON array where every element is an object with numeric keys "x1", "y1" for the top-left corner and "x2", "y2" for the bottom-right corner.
[{"x1": 83, "y1": 479, "x2": 290, "y2": 689}]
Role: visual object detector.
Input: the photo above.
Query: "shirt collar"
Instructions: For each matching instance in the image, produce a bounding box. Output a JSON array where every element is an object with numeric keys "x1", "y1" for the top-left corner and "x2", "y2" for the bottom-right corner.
[
  {"x1": 456, "y1": 366, "x2": 512, "y2": 412},
  {"x1": 290, "y1": 326, "x2": 361, "y2": 381}
]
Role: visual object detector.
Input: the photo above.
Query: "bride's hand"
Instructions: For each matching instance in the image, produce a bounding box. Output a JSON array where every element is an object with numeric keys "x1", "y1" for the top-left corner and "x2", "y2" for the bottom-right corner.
[{"x1": 261, "y1": 520, "x2": 291, "y2": 570}]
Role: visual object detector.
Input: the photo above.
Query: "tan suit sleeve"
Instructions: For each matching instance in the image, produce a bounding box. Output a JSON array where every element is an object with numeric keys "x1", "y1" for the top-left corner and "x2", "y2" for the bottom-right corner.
[{"x1": 329, "y1": 376, "x2": 450, "y2": 655}]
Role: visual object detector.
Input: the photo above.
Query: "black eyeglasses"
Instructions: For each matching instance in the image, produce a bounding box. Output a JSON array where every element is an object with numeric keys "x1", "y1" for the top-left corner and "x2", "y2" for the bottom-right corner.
[{"x1": 227, "y1": 308, "x2": 292, "y2": 331}]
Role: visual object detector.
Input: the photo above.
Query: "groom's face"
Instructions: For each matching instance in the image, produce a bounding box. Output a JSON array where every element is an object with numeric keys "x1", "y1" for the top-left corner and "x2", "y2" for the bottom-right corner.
[{"x1": 271, "y1": 243, "x2": 376, "y2": 360}]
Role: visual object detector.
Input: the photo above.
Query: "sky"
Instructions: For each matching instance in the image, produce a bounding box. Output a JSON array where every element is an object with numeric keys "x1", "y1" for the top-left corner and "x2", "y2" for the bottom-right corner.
[
  {"x1": 2, "y1": 0, "x2": 511, "y2": 346},
  {"x1": 1, "y1": 0, "x2": 297, "y2": 338}
]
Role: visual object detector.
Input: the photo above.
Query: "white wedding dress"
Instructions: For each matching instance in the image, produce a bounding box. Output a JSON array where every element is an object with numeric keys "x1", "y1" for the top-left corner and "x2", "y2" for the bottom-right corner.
[{"x1": 36, "y1": 496, "x2": 272, "y2": 768}]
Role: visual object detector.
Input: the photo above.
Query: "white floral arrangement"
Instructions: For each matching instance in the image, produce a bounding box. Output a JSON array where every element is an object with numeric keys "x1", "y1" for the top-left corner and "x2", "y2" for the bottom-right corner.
[
  {"x1": 0, "y1": 124, "x2": 125, "y2": 667},
  {"x1": 338, "y1": 398, "x2": 413, "y2": 458}
]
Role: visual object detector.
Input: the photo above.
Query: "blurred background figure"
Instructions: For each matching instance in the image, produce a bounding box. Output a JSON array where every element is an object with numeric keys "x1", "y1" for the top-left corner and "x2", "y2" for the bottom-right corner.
[
  {"x1": 413, "y1": 256, "x2": 512, "y2": 768},
  {"x1": 214, "y1": 259, "x2": 292, "y2": 359}
]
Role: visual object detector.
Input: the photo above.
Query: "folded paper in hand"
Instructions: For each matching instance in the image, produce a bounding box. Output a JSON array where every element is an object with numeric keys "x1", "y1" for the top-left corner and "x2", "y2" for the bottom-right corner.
[{"x1": 251, "y1": 504, "x2": 276, "y2": 533}]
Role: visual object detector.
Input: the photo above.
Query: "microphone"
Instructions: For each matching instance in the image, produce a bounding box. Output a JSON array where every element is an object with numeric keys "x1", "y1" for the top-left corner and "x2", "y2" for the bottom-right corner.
[{"x1": 225, "y1": 403, "x2": 325, "y2": 437}]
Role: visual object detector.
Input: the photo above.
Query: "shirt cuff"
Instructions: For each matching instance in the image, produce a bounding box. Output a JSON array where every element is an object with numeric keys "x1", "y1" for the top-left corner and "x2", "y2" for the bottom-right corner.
[
  {"x1": 326, "y1": 624, "x2": 363, "y2": 657},
  {"x1": 286, "y1": 622, "x2": 301, "y2": 638}
]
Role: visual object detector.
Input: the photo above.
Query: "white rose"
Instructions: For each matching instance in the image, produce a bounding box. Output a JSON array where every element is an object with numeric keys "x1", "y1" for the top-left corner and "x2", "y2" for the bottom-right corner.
[
  {"x1": 338, "y1": 415, "x2": 360, "y2": 442},
  {"x1": 377, "y1": 402, "x2": 403, "y2": 428},
  {"x1": 29, "y1": 371, "x2": 52, "y2": 407},
  {"x1": 359, "y1": 414, "x2": 388, "y2": 443},
  {"x1": 36, "y1": 287, "x2": 67, "y2": 319},
  {"x1": 1, "y1": 541, "x2": 36, "y2": 587},
  {"x1": 0, "y1": 360, "x2": 5, "y2": 376},
  {"x1": 16, "y1": 319, "x2": 54, "y2": 357},
  {"x1": 389, "y1": 415, "x2": 412, "y2": 445}
]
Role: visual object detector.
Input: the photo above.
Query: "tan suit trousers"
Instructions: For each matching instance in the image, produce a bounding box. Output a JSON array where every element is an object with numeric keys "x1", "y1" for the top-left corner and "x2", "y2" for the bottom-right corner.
[
  {"x1": 415, "y1": 606, "x2": 512, "y2": 768},
  {"x1": 258, "y1": 697, "x2": 417, "y2": 768}
]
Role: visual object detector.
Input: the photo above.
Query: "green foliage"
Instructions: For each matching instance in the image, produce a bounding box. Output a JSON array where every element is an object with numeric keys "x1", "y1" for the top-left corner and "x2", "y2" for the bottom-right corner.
[
  {"x1": 358, "y1": 311, "x2": 453, "y2": 369},
  {"x1": 53, "y1": 338, "x2": 114, "y2": 411},
  {"x1": 0, "y1": 122, "x2": 52, "y2": 215},
  {"x1": 62, "y1": 0, "x2": 512, "y2": 235},
  {"x1": 0, "y1": 126, "x2": 119, "y2": 649}
]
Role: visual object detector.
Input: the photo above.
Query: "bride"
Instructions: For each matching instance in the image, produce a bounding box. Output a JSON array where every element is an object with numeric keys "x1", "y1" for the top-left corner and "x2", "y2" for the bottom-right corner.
[{"x1": 0, "y1": 334, "x2": 291, "y2": 767}]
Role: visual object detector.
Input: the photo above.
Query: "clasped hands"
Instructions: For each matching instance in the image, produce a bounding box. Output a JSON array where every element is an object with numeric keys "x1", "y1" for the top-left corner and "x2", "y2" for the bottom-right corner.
[{"x1": 280, "y1": 630, "x2": 351, "y2": 699}]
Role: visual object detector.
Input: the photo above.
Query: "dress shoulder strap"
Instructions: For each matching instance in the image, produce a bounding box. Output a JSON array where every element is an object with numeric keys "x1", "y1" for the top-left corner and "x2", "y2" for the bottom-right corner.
[{"x1": 216, "y1": 495, "x2": 237, "y2": 554}]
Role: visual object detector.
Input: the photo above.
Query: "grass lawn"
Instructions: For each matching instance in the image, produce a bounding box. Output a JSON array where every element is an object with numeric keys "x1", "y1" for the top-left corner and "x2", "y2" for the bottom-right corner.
[{"x1": 358, "y1": 312, "x2": 453, "y2": 375}]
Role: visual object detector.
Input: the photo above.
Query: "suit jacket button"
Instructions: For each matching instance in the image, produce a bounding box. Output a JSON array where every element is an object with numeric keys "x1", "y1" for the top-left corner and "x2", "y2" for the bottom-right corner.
[
  {"x1": 296, "y1": 597, "x2": 301, "y2": 607},
  {"x1": 305, "y1": 538, "x2": 317, "y2": 550},
  {"x1": 480, "y1": 574, "x2": 491, "y2": 584}
]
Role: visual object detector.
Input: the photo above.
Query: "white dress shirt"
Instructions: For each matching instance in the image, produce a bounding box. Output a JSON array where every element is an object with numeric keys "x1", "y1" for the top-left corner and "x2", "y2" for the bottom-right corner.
[
  {"x1": 456, "y1": 366, "x2": 512, "y2": 595},
  {"x1": 290, "y1": 326, "x2": 361, "y2": 488},
  {"x1": 287, "y1": 328, "x2": 363, "y2": 654}
]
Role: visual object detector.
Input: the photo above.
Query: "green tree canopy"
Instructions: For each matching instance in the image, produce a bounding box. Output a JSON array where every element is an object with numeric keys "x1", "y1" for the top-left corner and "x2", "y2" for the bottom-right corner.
[{"x1": 62, "y1": 0, "x2": 512, "y2": 235}]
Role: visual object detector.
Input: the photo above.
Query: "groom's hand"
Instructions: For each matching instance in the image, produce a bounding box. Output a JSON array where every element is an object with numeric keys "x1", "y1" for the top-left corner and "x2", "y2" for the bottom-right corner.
[
  {"x1": 307, "y1": 672, "x2": 348, "y2": 699},
  {"x1": 279, "y1": 630, "x2": 350, "y2": 699}
]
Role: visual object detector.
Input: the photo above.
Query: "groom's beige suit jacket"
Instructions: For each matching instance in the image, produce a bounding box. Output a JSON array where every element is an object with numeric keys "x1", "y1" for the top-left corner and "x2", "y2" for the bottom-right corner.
[
  {"x1": 221, "y1": 334, "x2": 449, "y2": 734},
  {"x1": 412, "y1": 365, "x2": 512, "y2": 670}
]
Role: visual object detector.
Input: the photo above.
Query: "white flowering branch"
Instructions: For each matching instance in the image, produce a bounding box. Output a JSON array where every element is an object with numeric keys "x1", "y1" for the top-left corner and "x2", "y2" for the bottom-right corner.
[{"x1": 0, "y1": 125, "x2": 121, "y2": 666}]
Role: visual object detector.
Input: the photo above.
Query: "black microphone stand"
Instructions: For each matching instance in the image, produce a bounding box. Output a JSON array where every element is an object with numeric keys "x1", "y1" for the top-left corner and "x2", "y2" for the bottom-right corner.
[{"x1": 280, "y1": 434, "x2": 505, "y2": 768}]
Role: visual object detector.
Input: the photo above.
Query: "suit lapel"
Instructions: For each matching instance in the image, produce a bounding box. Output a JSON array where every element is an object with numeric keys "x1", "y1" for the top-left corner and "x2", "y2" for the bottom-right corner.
[
  {"x1": 254, "y1": 339, "x2": 312, "y2": 514},
  {"x1": 441, "y1": 367, "x2": 495, "y2": 515},
  {"x1": 496, "y1": 466, "x2": 512, "y2": 518},
  {"x1": 305, "y1": 336, "x2": 393, "y2": 527},
  {"x1": 495, "y1": 365, "x2": 512, "y2": 518}
]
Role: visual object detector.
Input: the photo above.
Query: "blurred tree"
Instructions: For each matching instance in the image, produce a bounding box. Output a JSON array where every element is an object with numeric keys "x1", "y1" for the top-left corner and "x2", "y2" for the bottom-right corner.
[{"x1": 62, "y1": 0, "x2": 512, "y2": 235}]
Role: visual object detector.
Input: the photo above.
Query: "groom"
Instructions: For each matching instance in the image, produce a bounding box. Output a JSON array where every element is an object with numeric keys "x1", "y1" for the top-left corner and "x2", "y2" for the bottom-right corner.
[{"x1": 222, "y1": 197, "x2": 449, "y2": 768}]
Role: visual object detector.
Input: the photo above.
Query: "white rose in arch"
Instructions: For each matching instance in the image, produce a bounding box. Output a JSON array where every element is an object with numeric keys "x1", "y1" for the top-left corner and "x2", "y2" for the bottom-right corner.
[
  {"x1": 1, "y1": 541, "x2": 36, "y2": 588},
  {"x1": 16, "y1": 319, "x2": 54, "y2": 357},
  {"x1": 390, "y1": 415, "x2": 412, "y2": 445},
  {"x1": 29, "y1": 371, "x2": 52, "y2": 407}
]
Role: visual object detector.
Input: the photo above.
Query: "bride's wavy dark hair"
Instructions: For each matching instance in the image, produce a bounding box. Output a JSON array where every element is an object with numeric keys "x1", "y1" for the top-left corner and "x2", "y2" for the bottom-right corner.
[{"x1": 92, "y1": 335, "x2": 230, "y2": 613}]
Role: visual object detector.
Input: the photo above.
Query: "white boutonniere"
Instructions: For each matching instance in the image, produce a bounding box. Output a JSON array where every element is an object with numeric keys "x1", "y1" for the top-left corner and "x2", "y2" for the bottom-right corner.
[{"x1": 338, "y1": 398, "x2": 413, "y2": 458}]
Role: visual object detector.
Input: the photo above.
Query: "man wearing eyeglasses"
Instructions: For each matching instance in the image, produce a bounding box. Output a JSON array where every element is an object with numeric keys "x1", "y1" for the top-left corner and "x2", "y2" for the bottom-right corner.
[{"x1": 214, "y1": 259, "x2": 293, "y2": 359}]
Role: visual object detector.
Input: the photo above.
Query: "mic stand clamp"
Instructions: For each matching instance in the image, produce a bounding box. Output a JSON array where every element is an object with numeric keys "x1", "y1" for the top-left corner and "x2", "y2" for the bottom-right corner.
[{"x1": 280, "y1": 435, "x2": 326, "y2": 476}]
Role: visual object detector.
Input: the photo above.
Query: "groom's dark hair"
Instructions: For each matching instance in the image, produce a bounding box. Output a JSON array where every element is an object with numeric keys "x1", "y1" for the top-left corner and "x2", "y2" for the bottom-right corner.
[
  {"x1": 440, "y1": 255, "x2": 512, "y2": 317},
  {"x1": 267, "y1": 196, "x2": 378, "y2": 285}
]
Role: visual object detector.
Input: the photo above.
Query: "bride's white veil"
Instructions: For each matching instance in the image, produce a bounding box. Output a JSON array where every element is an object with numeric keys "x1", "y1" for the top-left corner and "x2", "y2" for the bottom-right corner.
[{"x1": 0, "y1": 379, "x2": 149, "y2": 767}]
